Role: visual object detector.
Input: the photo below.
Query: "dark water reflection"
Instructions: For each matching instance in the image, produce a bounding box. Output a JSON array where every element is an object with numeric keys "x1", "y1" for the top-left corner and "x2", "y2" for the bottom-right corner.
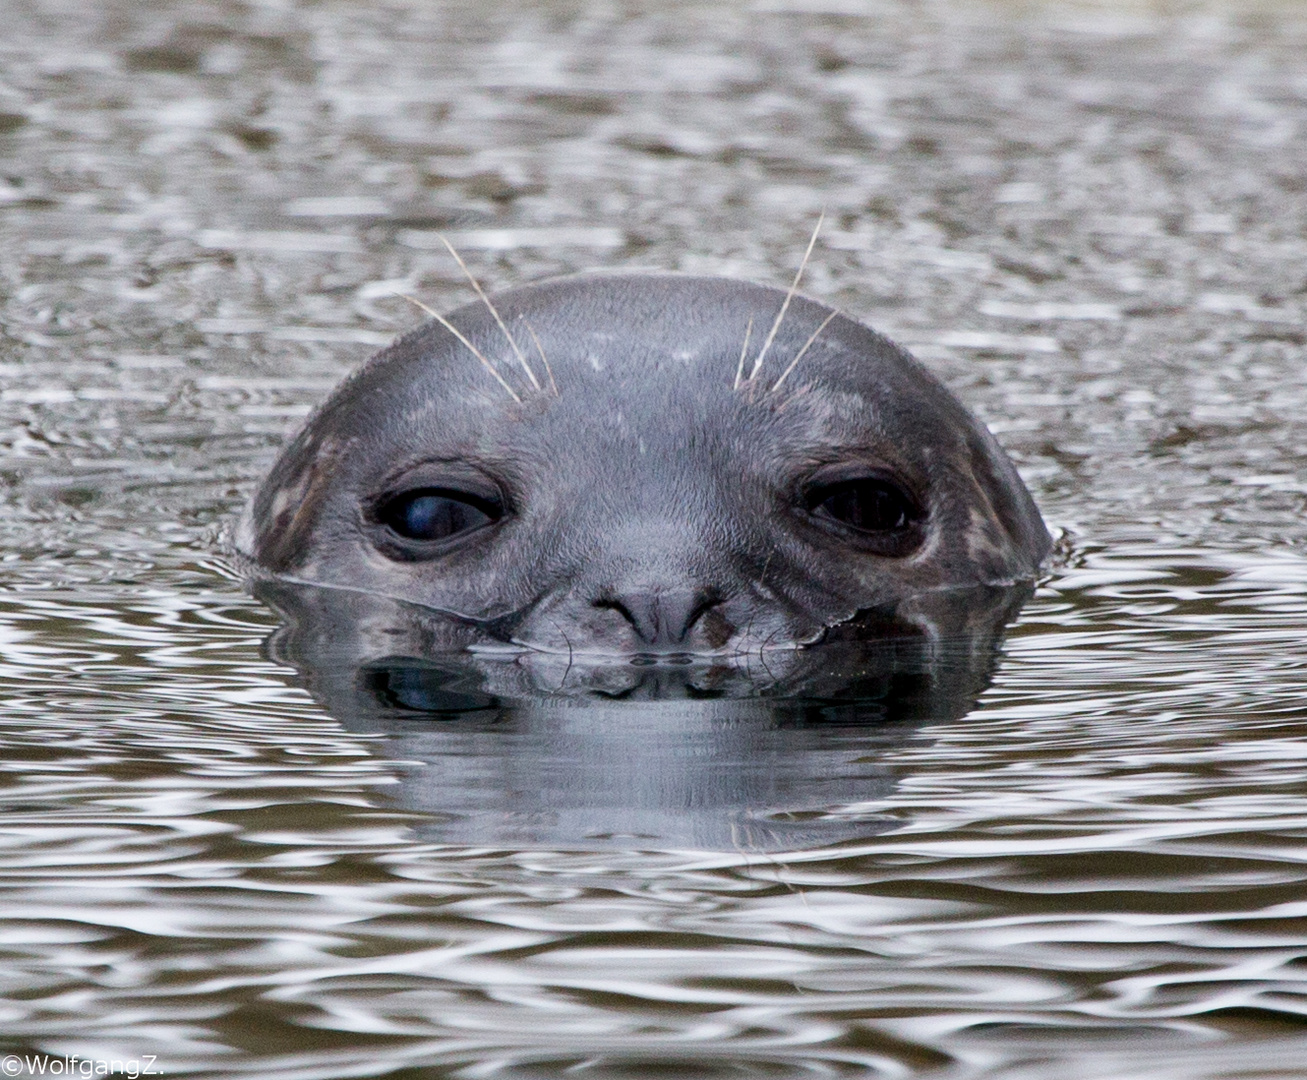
[
  {"x1": 4, "y1": 0, "x2": 1307, "y2": 1076},
  {"x1": 259, "y1": 581, "x2": 1028, "y2": 850}
]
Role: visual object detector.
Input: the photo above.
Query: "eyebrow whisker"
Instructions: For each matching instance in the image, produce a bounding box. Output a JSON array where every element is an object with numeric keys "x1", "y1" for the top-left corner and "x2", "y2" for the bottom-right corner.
[
  {"x1": 748, "y1": 210, "x2": 825, "y2": 382},
  {"x1": 733, "y1": 317, "x2": 754, "y2": 391},
  {"x1": 438, "y1": 234, "x2": 541, "y2": 393},
  {"x1": 523, "y1": 319, "x2": 558, "y2": 397},
  {"x1": 395, "y1": 293, "x2": 522, "y2": 404},
  {"x1": 770, "y1": 309, "x2": 838, "y2": 393}
]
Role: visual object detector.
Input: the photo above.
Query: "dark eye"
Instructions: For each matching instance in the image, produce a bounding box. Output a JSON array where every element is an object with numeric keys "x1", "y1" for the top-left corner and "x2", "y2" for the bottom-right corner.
[
  {"x1": 377, "y1": 488, "x2": 502, "y2": 543},
  {"x1": 807, "y1": 477, "x2": 921, "y2": 535}
]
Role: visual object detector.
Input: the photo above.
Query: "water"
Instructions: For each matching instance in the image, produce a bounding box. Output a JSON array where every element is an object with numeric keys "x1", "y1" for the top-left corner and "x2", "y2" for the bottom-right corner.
[{"x1": 3, "y1": 0, "x2": 1307, "y2": 1075}]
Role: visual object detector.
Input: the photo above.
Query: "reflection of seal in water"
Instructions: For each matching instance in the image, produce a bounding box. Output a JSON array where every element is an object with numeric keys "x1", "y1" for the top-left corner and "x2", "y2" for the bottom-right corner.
[
  {"x1": 239, "y1": 272, "x2": 1050, "y2": 656},
  {"x1": 257, "y1": 579, "x2": 1029, "y2": 849}
]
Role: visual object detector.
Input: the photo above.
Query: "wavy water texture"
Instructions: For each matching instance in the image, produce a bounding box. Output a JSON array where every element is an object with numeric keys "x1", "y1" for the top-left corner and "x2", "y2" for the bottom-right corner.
[{"x1": 2, "y1": 0, "x2": 1307, "y2": 1077}]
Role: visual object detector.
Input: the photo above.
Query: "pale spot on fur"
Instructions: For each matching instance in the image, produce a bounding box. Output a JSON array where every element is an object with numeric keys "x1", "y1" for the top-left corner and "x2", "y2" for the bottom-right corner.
[
  {"x1": 269, "y1": 484, "x2": 297, "y2": 522},
  {"x1": 908, "y1": 523, "x2": 942, "y2": 569},
  {"x1": 965, "y1": 505, "x2": 1012, "y2": 578},
  {"x1": 269, "y1": 462, "x2": 313, "y2": 523}
]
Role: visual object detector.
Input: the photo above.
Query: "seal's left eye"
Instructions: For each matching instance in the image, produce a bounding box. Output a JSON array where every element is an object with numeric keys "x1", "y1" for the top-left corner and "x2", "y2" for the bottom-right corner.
[
  {"x1": 810, "y1": 478, "x2": 917, "y2": 532},
  {"x1": 377, "y1": 489, "x2": 502, "y2": 543},
  {"x1": 804, "y1": 475, "x2": 924, "y2": 555}
]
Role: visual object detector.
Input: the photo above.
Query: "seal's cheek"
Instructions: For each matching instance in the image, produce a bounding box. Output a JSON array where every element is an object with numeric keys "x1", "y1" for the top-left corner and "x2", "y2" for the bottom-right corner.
[{"x1": 251, "y1": 448, "x2": 346, "y2": 572}]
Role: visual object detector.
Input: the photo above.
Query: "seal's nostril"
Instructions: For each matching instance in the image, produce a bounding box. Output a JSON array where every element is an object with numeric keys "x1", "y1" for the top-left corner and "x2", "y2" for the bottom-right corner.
[
  {"x1": 591, "y1": 597, "x2": 642, "y2": 638},
  {"x1": 681, "y1": 590, "x2": 724, "y2": 641},
  {"x1": 592, "y1": 590, "x2": 722, "y2": 647}
]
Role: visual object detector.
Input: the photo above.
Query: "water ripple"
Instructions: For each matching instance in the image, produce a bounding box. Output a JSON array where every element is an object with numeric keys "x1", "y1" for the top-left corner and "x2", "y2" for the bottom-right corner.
[{"x1": 4, "y1": 0, "x2": 1307, "y2": 1075}]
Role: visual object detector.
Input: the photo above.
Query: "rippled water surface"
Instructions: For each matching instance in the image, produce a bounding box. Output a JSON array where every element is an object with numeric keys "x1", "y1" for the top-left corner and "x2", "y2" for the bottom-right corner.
[{"x1": 3, "y1": 0, "x2": 1307, "y2": 1075}]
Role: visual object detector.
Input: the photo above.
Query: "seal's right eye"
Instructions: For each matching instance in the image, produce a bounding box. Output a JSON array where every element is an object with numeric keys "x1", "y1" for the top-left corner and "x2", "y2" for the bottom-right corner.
[{"x1": 376, "y1": 489, "x2": 502, "y2": 543}]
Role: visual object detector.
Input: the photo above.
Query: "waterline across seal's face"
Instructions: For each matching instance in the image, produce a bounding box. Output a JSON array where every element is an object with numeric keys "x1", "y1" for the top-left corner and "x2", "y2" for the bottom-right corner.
[{"x1": 239, "y1": 272, "x2": 1050, "y2": 657}]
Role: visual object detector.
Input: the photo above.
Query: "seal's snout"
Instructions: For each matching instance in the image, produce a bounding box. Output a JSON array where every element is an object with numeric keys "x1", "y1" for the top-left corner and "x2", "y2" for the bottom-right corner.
[{"x1": 592, "y1": 588, "x2": 724, "y2": 649}]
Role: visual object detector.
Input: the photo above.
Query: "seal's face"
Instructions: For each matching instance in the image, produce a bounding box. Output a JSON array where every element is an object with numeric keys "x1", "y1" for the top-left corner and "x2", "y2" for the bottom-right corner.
[{"x1": 241, "y1": 273, "x2": 1049, "y2": 656}]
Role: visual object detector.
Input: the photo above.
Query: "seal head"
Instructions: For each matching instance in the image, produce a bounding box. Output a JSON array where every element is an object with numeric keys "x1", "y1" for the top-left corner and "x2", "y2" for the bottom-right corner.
[{"x1": 240, "y1": 272, "x2": 1049, "y2": 656}]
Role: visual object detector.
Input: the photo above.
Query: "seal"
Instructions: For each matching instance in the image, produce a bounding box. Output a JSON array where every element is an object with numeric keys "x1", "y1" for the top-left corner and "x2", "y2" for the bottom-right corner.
[{"x1": 239, "y1": 272, "x2": 1050, "y2": 657}]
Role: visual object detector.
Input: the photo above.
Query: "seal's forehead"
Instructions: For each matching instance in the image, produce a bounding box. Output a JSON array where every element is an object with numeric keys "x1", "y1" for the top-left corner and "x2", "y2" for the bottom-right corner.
[
  {"x1": 306, "y1": 272, "x2": 966, "y2": 469},
  {"x1": 486, "y1": 273, "x2": 969, "y2": 433},
  {"x1": 490, "y1": 272, "x2": 855, "y2": 374},
  {"x1": 366, "y1": 273, "x2": 932, "y2": 397}
]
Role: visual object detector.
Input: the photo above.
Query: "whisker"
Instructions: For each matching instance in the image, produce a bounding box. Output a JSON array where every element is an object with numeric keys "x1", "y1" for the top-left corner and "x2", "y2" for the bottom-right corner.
[
  {"x1": 732, "y1": 317, "x2": 754, "y2": 391},
  {"x1": 395, "y1": 293, "x2": 522, "y2": 404},
  {"x1": 547, "y1": 617, "x2": 575, "y2": 693},
  {"x1": 770, "y1": 309, "x2": 838, "y2": 393},
  {"x1": 748, "y1": 210, "x2": 825, "y2": 382},
  {"x1": 438, "y1": 234, "x2": 541, "y2": 392},
  {"x1": 524, "y1": 319, "x2": 559, "y2": 397},
  {"x1": 757, "y1": 626, "x2": 782, "y2": 682}
]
